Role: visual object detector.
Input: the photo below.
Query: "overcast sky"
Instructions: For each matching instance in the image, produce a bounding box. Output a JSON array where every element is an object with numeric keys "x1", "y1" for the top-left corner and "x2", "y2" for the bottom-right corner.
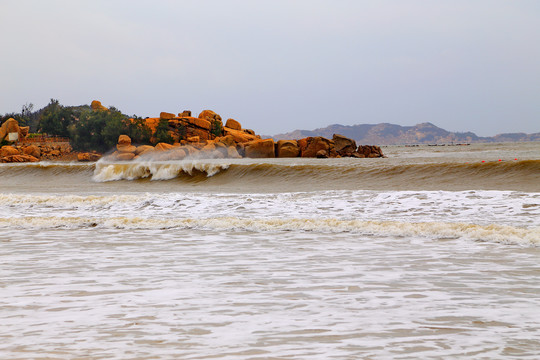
[{"x1": 1, "y1": 0, "x2": 539, "y2": 136}]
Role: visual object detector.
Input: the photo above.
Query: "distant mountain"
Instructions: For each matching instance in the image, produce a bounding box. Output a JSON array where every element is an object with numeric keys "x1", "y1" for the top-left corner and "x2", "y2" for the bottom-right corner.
[{"x1": 271, "y1": 122, "x2": 540, "y2": 145}]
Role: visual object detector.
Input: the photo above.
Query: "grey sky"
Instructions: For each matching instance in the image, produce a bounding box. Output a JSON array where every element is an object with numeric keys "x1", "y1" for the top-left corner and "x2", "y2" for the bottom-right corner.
[{"x1": 1, "y1": 0, "x2": 539, "y2": 136}]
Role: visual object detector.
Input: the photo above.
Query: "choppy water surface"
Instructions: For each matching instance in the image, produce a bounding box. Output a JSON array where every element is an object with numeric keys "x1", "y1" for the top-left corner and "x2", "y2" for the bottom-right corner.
[
  {"x1": 1, "y1": 142, "x2": 539, "y2": 359},
  {"x1": 2, "y1": 228, "x2": 539, "y2": 359}
]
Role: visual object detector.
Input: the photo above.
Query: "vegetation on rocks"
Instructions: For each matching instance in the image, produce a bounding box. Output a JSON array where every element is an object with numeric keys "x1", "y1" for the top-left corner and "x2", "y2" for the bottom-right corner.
[{"x1": 1, "y1": 99, "x2": 385, "y2": 162}]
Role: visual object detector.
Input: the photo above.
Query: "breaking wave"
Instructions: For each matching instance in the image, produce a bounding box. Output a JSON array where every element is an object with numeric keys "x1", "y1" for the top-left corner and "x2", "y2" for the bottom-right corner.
[
  {"x1": 0, "y1": 216, "x2": 537, "y2": 246},
  {"x1": 1, "y1": 158, "x2": 539, "y2": 191}
]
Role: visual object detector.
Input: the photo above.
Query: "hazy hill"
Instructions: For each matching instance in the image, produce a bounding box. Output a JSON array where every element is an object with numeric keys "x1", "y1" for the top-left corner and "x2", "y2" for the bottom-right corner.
[{"x1": 272, "y1": 122, "x2": 540, "y2": 145}]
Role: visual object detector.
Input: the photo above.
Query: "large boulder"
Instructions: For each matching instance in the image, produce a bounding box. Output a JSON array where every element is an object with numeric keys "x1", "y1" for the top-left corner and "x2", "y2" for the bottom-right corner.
[
  {"x1": 225, "y1": 118, "x2": 242, "y2": 131},
  {"x1": 0, "y1": 154, "x2": 39, "y2": 163},
  {"x1": 333, "y1": 134, "x2": 357, "y2": 156},
  {"x1": 276, "y1": 140, "x2": 300, "y2": 158},
  {"x1": 116, "y1": 135, "x2": 136, "y2": 153},
  {"x1": 244, "y1": 139, "x2": 275, "y2": 158},
  {"x1": 118, "y1": 135, "x2": 131, "y2": 146},
  {"x1": 160, "y1": 112, "x2": 175, "y2": 120},
  {"x1": 155, "y1": 142, "x2": 175, "y2": 152},
  {"x1": 217, "y1": 135, "x2": 237, "y2": 147},
  {"x1": 116, "y1": 152, "x2": 136, "y2": 161},
  {"x1": 23, "y1": 145, "x2": 41, "y2": 159},
  {"x1": 198, "y1": 110, "x2": 222, "y2": 123},
  {"x1": 0, "y1": 145, "x2": 20, "y2": 157},
  {"x1": 91, "y1": 100, "x2": 108, "y2": 111},
  {"x1": 135, "y1": 145, "x2": 155, "y2": 155},
  {"x1": 357, "y1": 145, "x2": 385, "y2": 158},
  {"x1": 0, "y1": 118, "x2": 20, "y2": 142},
  {"x1": 77, "y1": 153, "x2": 101, "y2": 162},
  {"x1": 19, "y1": 126, "x2": 29, "y2": 138},
  {"x1": 178, "y1": 110, "x2": 192, "y2": 117},
  {"x1": 223, "y1": 128, "x2": 257, "y2": 143},
  {"x1": 180, "y1": 117, "x2": 211, "y2": 130},
  {"x1": 299, "y1": 137, "x2": 336, "y2": 158}
]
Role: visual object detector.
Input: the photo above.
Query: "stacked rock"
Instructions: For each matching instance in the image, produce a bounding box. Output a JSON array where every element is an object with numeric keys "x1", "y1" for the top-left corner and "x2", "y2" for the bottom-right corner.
[{"x1": 116, "y1": 135, "x2": 136, "y2": 160}]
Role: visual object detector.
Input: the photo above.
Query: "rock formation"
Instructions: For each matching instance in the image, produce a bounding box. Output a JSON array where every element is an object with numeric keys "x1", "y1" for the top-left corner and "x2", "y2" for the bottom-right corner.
[
  {"x1": 3, "y1": 103, "x2": 384, "y2": 163},
  {"x1": 91, "y1": 100, "x2": 108, "y2": 111}
]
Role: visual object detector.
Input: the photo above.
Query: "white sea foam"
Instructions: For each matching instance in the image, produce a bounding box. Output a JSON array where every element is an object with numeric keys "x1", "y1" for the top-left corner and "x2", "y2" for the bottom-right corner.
[
  {"x1": 0, "y1": 216, "x2": 538, "y2": 246},
  {"x1": 93, "y1": 159, "x2": 231, "y2": 181},
  {"x1": 1, "y1": 190, "x2": 538, "y2": 227}
]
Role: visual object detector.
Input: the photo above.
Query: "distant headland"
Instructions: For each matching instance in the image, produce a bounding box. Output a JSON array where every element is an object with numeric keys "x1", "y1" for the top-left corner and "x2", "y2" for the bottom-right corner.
[
  {"x1": 0, "y1": 99, "x2": 383, "y2": 163},
  {"x1": 272, "y1": 122, "x2": 540, "y2": 145}
]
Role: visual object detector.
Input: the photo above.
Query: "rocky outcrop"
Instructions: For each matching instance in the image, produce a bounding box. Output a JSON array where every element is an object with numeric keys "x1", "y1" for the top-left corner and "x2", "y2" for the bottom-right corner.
[
  {"x1": 299, "y1": 136, "x2": 336, "y2": 158},
  {"x1": 244, "y1": 139, "x2": 275, "y2": 158},
  {"x1": 23, "y1": 145, "x2": 41, "y2": 158},
  {"x1": 223, "y1": 128, "x2": 258, "y2": 143},
  {"x1": 357, "y1": 145, "x2": 384, "y2": 158},
  {"x1": 198, "y1": 110, "x2": 222, "y2": 124},
  {"x1": 333, "y1": 134, "x2": 357, "y2": 156},
  {"x1": 116, "y1": 135, "x2": 137, "y2": 153},
  {"x1": 77, "y1": 152, "x2": 102, "y2": 162},
  {"x1": 0, "y1": 146, "x2": 19, "y2": 157},
  {"x1": 91, "y1": 100, "x2": 108, "y2": 111},
  {"x1": 276, "y1": 140, "x2": 300, "y2": 158},
  {"x1": 95, "y1": 107, "x2": 385, "y2": 161},
  {"x1": 0, "y1": 154, "x2": 39, "y2": 163},
  {"x1": 160, "y1": 112, "x2": 176, "y2": 120},
  {"x1": 1, "y1": 118, "x2": 23, "y2": 143},
  {"x1": 225, "y1": 119, "x2": 242, "y2": 131}
]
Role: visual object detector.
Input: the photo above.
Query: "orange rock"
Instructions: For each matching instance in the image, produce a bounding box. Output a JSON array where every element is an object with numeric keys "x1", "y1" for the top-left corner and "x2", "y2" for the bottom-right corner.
[
  {"x1": 276, "y1": 140, "x2": 299, "y2": 158},
  {"x1": 155, "y1": 142, "x2": 174, "y2": 151},
  {"x1": 186, "y1": 136, "x2": 200, "y2": 143},
  {"x1": 300, "y1": 137, "x2": 335, "y2": 158},
  {"x1": 357, "y1": 145, "x2": 384, "y2": 158},
  {"x1": 245, "y1": 139, "x2": 275, "y2": 158},
  {"x1": 23, "y1": 145, "x2": 41, "y2": 159},
  {"x1": 225, "y1": 118, "x2": 242, "y2": 130},
  {"x1": 118, "y1": 135, "x2": 132, "y2": 146},
  {"x1": 0, "y1": 118, "x2": 20, "y2": 142},
  {"x1": 181, "y1": 117, "x2": 211, "y2": 130},
  {"x1": 178, "y1": 110, "x2": 191, "y2": 117},
  {"x1": 144, "y1": 118, "x2": 160, "y2": 133},
  {"x1": 77, "y1": 152, "x2": 101, "y2": 161},
  {"x1": 0, "y1": 154, "x2": 39, "y2": 163},
  {"x1": 0, "y1": 145, "x2": 20, "y2": 157},
  {"x1": 187, "y1": 127, "x2": 211, "y2": 141},
  {"x1": 19, "y1": 126, "x2": 29, "y2": 138},
  {"x1": 218, "y1": 135, "x2": 237, "y2": 147},
  {"x1": 117, "y1": 144, "x2": 137, "y2": 153},
  {"x1": 160, "y1": 112, "x2": 175, "y2": 120},
  {"x1": 223, "y1": 128, "x2": 257, "y2": 143},
  {"x1": 91, "y1": 100, "x2": 108, "y2": 111},
  {"x1": 135, "y1": 145, "x2": 154, "y2": 155},
  {"x1": 198, "y1": 110, "x2": 222, "y2": 123}
]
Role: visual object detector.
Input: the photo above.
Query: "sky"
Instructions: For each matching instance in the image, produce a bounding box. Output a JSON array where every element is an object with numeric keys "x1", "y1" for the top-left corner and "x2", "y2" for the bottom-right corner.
[{"x1": 1, "y1": 0, "x2": 539, "y2": 136}]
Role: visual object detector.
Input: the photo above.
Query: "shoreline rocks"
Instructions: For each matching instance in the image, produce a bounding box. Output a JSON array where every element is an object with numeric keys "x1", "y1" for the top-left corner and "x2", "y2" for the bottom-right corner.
[{"x1": 1, "y1": 104, "x2": 385, "y2": 163}]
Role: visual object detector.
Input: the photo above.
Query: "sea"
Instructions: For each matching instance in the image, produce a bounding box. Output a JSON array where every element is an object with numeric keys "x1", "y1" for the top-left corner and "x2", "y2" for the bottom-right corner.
[{"x1": 1, "y1": 141, "x2": 539, "y2": 359}]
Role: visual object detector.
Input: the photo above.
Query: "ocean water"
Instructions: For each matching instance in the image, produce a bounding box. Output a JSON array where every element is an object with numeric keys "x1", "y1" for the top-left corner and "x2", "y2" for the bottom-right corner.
[{"x1": 1, "y1": 142, "x2": 539, "y2": 359}]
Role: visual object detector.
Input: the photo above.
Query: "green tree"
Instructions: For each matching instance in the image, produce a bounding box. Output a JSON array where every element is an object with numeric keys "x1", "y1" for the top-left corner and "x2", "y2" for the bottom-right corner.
[
  {"x1": 38, "y1": 99, "x2": 74, "y2": 137},
  {"x1": 71, "y1": 107, "x2": 129, "y2": 152},
  {"x1": 126, "y1": 117, "x2": 152, "y2": 144},
  {"x1": 153, "y1": 118, "x2": 173, "y2": 144},
  {"x1": 210, "y1": 120, "x2": 223, "y2": 138}
]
